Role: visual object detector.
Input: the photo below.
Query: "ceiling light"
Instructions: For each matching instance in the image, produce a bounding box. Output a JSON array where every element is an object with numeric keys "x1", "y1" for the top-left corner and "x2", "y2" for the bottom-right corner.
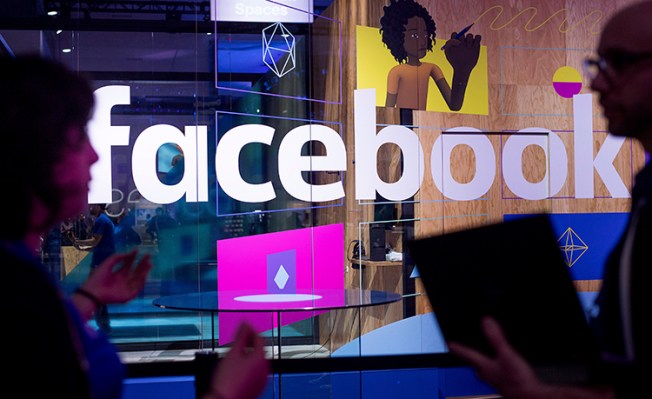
[
  {"x1": 47, "y1": 10, "x2": 58, "y2": 16},
  {"x1": 56, "y1": 30, "x2": 63, "y2": 34},
  {"x1": 62, "y1": 48, "x2": 72, "y2": 53}
]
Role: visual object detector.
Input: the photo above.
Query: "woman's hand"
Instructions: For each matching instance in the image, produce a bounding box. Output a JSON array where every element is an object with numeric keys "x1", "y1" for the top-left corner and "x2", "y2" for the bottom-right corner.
[
  {"x1": 205, "y1": 323, "x2": 270, "y2": 399},
  {"x1": 82, "y1": 249, "x2": 152, "y2": 305}
]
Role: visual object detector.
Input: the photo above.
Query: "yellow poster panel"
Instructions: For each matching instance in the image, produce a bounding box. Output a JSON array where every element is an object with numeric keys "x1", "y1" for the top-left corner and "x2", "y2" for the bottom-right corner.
[{"x1": 356, "y1": 24, "x2": 488, "y2": 115}]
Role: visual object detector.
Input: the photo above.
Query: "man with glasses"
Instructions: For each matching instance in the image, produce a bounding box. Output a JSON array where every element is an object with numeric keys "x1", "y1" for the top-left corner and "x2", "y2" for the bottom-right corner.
[{"x1": 449, "y1": 2, "x2": 652, "y2": 398}]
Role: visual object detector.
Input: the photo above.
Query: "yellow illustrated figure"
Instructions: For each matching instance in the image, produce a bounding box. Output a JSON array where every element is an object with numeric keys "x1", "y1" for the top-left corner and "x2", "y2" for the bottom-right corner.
[{"x1": 380, "y1": 0, "x2": 481, "y2": 110}]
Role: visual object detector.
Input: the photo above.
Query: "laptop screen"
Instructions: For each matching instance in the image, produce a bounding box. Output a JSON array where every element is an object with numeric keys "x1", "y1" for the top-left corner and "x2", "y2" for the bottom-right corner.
[{"x1": 407, "y1": 214, "x2": 599, "y2": 370}]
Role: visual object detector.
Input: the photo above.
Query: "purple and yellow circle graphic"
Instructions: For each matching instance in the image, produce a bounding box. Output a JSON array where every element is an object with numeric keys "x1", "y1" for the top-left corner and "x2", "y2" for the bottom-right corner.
[{"x1": 552, "y1": 66, "x2": 583, "y2": 98}]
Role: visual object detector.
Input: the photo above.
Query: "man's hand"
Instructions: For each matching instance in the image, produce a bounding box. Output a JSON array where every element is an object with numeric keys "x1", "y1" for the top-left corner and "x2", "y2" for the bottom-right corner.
[
  {"x1": 448, "y1": 317, "x2": 547, "y2": 399},
  {"x1": 449, "y1": 316, "x2": 617, "y2": 399}
]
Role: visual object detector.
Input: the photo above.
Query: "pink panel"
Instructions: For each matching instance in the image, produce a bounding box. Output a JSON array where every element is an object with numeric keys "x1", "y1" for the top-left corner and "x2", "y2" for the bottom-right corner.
[{"x1": 216, "y1": 223, "x2": 344, "y2": 344}]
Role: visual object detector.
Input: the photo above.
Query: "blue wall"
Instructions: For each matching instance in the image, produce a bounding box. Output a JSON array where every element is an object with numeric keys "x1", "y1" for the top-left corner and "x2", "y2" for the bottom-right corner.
[{"x1": 123, "y1": 367, "x2": 495, "y2": 399}]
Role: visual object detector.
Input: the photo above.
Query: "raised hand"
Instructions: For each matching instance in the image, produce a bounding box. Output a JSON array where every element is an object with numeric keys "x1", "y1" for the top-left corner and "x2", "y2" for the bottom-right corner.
[
  {"x1": 443, "y1": 32, "x2": 481, "y2": 74},
  {"x1": 82, "y1": 249, "x2": 153, "y2": 305},
  {"x1": 204, "y1": 322, "x2": 270, "y2": 399}
]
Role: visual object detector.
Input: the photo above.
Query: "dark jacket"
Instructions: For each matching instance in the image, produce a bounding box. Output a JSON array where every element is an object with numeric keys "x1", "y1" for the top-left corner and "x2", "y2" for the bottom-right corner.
[{"x1": 592, "y1": 162, "x2": 652, "y2": 397}]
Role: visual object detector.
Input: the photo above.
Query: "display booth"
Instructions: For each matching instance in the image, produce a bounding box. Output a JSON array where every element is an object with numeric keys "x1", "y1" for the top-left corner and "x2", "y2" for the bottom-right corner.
[{"x1": 0, "y1": 0, "x2": 642, "y2": 397}]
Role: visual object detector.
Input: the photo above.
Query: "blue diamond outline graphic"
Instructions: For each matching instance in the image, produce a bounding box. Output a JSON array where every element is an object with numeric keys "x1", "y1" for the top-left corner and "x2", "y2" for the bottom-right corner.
[
  {"x1": 557, "y1": 227, "x2": 588, "y2": 267},
  {"x1": 262, "y1": 22, "x2": 296, "y2": 78}
]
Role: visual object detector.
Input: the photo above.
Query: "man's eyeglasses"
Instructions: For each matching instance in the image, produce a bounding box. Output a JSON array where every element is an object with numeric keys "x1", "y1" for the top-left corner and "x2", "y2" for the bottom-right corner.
[{"x1": 584, "y1": 51, "x2": 652, "y2": 80}]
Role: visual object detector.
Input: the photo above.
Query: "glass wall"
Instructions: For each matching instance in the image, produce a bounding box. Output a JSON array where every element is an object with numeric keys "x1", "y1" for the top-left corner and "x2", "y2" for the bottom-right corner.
[{"x1": 1, "y1": 0, "x2": 639, "y2": 365}]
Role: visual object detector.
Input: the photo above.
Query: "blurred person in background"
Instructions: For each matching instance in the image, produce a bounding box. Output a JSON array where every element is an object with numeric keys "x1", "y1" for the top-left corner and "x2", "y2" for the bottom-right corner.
[{"x1": 0, "y1": 55, "x2": 268, "y2": 399}]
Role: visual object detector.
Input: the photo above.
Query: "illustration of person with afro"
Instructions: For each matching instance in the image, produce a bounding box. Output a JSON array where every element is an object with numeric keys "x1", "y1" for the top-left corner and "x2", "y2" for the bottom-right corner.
[{"x1": 380, "y1": 0, "x2": 481, "y2": 110}]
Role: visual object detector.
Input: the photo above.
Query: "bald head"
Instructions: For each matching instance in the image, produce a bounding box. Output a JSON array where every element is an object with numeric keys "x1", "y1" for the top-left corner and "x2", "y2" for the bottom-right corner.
[
  {"x1": 590, "y1": 1, "x2": 652, "y2": 147},
  {"x1": 600, "y1": 1, "x2": 652, "y2": 54}
]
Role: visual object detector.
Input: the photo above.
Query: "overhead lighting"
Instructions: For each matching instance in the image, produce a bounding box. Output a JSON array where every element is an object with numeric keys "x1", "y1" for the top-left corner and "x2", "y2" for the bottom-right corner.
[
  {"x1": 62, "y1": 48, "x2": 72, "y2": 53},
  {"x1": 56, "y1": 30, "x2": 63, "y2": 35},
  {"x1": 47, "y1": 10, "x2": 59, "y2": 16}
]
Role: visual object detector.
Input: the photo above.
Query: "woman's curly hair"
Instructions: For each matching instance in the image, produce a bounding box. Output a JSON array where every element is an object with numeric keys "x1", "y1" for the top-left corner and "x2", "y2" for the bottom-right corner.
[
  {"x1": 380, "y1": 0, "x2": 437, "y2": 63},
  {"x1": 0, "y1": 56, "x2": 94, "y2": 239}
]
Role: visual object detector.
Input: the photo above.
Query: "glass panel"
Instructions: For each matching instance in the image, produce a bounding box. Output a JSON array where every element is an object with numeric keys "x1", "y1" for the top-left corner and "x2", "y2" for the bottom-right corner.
[{"x1": 3, "y1": 0, "x2": 637, "y2": 377}]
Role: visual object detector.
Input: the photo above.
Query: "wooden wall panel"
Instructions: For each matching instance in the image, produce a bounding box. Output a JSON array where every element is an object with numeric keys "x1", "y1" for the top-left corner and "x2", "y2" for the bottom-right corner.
[{"x1": 315, "y1": 0, "x2": 644, "y2": 351}]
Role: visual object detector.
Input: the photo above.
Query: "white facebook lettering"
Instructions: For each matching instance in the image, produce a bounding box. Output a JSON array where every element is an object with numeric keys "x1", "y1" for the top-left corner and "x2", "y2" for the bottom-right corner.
[
  {"x1": 87, "y1": 85, "x2": 130, "y2": 204},
  {"x1": 574, "y1": 93, "x2": 628, "y2": 198},
  {"x1": 215, "y1": 124, "x2": 276, "y2": 203},
  {"x1": 431, "y1": 127, "x2": 495, "y2": 201},
  {"x1": 501, "y1": 127, "x2": 567, "y2": 200},
  {"x1": 132, "y1": 124, "x2": 208, "y2": 204},
  {"x1": 278, "y1": 124, "x2": 346, "y2": 202},
  {"x1": 354, "y1": 89, "x2": 424, "y2": 201},
  {"x1": 87, "y1": 85, "x2": 630, "y2": 205}
]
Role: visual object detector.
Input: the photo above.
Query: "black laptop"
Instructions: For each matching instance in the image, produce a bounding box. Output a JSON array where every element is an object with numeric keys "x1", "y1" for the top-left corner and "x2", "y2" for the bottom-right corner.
[{"x1": 406, "y1": 214, "x2": 600, "y2": 383}]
